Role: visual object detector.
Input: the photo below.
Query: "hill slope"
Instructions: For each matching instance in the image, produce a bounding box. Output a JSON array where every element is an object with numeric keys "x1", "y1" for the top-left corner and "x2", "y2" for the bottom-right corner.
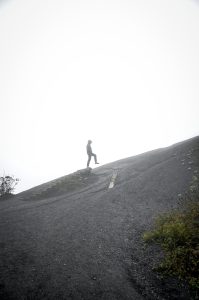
[{"x1": 0, "y1": 137, "x2": 198, "y2": 299}]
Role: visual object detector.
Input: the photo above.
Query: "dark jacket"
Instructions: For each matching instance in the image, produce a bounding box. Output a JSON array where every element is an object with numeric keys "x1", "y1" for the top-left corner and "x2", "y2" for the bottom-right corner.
[{"x1": 87, "y1": 144, "x2": 92, "y2": 155}]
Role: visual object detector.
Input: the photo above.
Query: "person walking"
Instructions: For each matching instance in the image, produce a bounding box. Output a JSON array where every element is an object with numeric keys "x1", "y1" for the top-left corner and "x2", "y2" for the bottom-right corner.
[{"x1": 86, "y1": 140, "x2": 99, "y2": 167}]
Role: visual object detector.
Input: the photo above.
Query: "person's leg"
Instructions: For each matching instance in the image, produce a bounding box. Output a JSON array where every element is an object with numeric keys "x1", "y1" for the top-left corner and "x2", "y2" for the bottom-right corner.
[
  {"x1": 92, "y1": 153, "x2": 99, "y2": 164},
  {"x1": 87, "y1": 155, "x2": 91, "y2": 167}
]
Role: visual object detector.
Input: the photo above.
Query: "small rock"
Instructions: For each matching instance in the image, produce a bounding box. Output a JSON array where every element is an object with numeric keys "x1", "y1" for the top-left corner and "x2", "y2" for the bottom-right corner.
[
  {"x1": 194, "y1": 170, "x2": 198, "y2": 174},
  {"x1": 178, "y1": 194, "x2": 182, "y2": 197},
  {"x1": 188, "y1": 167, "x2": 192, "y2": 170},
  {"x1": 190, "y1": 185, "x2": 197, "y2": 192},
  {"x1": 188, "y1": 161, "x2": 193, "y2": 165}
]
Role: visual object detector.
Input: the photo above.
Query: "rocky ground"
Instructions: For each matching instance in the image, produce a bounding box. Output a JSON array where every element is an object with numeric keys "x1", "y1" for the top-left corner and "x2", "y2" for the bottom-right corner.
[{"x1": 0, "y1": 136, "x2": 198, "y2": 299}]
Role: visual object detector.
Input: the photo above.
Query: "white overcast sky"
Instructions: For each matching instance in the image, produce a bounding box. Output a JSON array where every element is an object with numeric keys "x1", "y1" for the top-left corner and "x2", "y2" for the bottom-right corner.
[{"x1": 1, "y1": 0, "x2": 199, "y2": 193}]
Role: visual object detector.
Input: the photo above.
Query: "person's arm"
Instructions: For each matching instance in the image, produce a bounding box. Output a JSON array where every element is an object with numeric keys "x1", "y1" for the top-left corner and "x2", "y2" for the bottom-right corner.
[{"x1": 87, "y1": 144, "x2": 92, "y2": 154}]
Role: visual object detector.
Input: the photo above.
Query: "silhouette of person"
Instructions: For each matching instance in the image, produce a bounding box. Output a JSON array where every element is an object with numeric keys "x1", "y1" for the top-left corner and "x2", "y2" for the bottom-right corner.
[{"x1": 86, "y1": 140, "x2": 99, "y2": 167}]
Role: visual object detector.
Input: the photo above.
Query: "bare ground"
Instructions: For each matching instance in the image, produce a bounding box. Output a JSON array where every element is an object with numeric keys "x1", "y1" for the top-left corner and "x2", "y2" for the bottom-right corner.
[{"x1": 0, "y1": 136, "x2": 198, "y2": 299}]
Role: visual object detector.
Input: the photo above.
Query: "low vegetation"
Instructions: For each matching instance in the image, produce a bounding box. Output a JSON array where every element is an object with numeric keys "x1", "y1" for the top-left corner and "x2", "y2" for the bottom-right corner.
[
  {"x1": 143, "y1": 176, "x2": 199, "y2": 292},
  {"x1": 0, "y1": 174, "x2": 19, "y2": 197}
]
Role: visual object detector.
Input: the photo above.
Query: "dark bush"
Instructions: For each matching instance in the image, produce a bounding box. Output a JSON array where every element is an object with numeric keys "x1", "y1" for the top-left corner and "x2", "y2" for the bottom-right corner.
[{"x1": 0, "y1": 175, "x2": 19, "y2": 197}]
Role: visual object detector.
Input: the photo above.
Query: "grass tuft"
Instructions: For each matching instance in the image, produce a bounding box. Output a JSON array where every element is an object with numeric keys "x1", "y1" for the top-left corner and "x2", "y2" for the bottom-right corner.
[{"x1": 143, "y1": 178, "x2": 199, "y2": 291}]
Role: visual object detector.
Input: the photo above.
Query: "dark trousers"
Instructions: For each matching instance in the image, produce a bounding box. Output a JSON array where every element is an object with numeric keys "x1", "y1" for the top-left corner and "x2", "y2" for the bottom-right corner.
[{"x1": 87, "y1": 153, "x2": 97, "y2": 167}]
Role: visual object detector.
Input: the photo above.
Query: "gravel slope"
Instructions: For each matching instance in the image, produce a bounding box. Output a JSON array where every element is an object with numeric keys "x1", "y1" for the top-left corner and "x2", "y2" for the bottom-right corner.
[{"x1": 0, "y1": 136, "x2": 198, "y2": 300}]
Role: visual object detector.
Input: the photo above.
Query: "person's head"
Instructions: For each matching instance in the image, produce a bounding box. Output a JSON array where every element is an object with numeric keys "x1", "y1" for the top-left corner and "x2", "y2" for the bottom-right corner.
[{"x1": 88, "y1": 140, "x2": 92, "y2": 144}]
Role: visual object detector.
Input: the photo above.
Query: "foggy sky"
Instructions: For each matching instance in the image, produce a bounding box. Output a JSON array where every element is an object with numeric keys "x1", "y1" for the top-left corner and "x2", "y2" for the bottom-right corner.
[{"x1": 1, "y1": 0, "x2": 199, "y2": 193}]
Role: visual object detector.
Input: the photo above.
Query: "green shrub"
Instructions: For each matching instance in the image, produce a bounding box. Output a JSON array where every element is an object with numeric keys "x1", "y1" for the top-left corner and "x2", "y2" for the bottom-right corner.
[{"x1": 143, "y1": 192, "x2": 199, "y2": 290}]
